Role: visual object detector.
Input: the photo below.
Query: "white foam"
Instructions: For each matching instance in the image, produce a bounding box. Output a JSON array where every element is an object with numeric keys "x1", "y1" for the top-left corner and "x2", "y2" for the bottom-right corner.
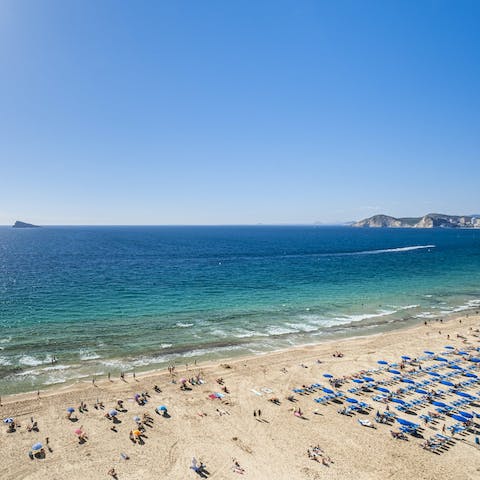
[
  {"x1": 42, "y1": 364, "x2": 71, "y2": 371},
  {"x1": 79, "y1": 349, "x2": 101, "y2": 361},
  {"x1": 0, "y1": 356, "x2": 11, "y2": 366},
  {"x1": 175, "y1": 322, "x2": 194, "y2": 328},
  {"x1": 285, "y1": 322, "x2": 319, "y2": 332},
  {"x1": 232, "y1": 329, "x2": 268, "y2": 338},
  {"x1": 266, "y1": 326, "x2": 299, "y2": 336},
  {"x1": 0, "y1": 336, "x2": 11, "y2": 344},
  {"x1": 337, "y1": 309, "x2": 396, "y2": 323},
  {"x1": 18, "y1": 355, "x2": 45, "y2": 366}
]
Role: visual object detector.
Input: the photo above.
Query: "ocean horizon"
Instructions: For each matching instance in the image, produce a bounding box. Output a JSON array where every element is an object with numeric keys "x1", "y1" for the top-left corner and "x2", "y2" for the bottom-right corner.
[{"x1": 1, "y1": 225, "x2": 479, "y2": 395}]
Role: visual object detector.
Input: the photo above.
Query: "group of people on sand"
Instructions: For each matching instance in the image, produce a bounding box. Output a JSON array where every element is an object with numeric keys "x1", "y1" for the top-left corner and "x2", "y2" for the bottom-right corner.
[
  {"x1": 332, "y1": 351, "x2": 344, "y2": 358},
  {"x1": 231, "y1": 458, "x2": 245, "y2": 474},
  {"x1": 307, "y1": 445, "x2": 333, "y2": 466}
]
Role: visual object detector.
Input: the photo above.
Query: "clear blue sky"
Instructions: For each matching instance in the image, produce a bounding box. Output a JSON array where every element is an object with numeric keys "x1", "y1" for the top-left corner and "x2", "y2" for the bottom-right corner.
[{"x1": 0, "y1": 0, "x2": 479, "y2": 225}]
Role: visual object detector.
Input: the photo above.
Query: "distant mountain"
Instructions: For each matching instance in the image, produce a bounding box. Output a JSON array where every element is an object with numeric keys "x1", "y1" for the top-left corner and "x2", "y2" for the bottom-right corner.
[
  {"x1": 353, "y1": 213, "x2": 480, "y2": 229},
  {"x1": 12, "y1": 220, "x2": 40, "y2": 228}
]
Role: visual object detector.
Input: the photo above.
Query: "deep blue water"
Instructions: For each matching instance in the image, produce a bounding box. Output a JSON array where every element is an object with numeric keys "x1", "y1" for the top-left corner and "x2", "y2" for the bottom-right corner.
[{"x1": 1, "y1": 226, "x2": 480, "y2": 394}]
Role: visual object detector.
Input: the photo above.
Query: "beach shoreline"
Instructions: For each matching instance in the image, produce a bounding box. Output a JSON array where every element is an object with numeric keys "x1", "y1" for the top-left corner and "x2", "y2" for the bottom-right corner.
[
  {"x1": 1, "y1": 307, "x2": 476, "y2": 404},
  {"x1": 1, "y1": 311, "x2": 479, "y2": 479}
]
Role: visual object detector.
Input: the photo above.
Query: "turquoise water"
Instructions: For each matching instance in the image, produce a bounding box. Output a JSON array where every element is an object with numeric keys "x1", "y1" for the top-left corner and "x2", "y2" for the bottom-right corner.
[{"x1": 1, "y1": 226, "x2": 480, "y2": 394}]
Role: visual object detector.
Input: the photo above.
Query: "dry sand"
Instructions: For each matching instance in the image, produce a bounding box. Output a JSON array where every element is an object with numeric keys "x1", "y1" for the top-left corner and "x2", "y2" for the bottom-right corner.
[{"x1": 1, "y1": 314, "x2": 480, "y2": 480}]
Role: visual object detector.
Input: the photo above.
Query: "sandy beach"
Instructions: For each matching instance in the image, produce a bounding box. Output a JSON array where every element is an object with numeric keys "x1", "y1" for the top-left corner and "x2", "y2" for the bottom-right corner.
[{"x1": 1, "y1": 314, "x2": 480, "y2": 480}]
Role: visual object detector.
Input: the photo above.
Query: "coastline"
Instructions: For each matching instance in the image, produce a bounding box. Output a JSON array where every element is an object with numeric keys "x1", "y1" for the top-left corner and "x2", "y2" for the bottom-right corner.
[
  {"x1": 1, "y1": 307, "x2": 476, "y2": 404},
  {"x1": 1, "y1": 312, "x2": 479, "y2": 479}
]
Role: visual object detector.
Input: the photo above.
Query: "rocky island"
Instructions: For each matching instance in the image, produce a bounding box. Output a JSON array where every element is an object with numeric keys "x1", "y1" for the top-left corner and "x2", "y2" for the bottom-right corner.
[
  {"x1": 12, "y1": 220, "x2": 40, "y2": 228},
  {"x1": 354, "y1": 213, "x2": 480, "y2": 228}
]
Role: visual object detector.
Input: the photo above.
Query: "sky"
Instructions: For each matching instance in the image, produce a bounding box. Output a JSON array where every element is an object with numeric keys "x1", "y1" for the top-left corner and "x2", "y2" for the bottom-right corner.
[{"x1": 0, "y1": 0, "x2": 479, "y2": 225}]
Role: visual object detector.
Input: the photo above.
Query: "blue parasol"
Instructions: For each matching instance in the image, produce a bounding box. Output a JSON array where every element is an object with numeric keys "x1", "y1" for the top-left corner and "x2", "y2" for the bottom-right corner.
[
  {"x1": 376, "y1": 387, "x2": 390, "y2": 393},
  {"x1": 352, "y1": 379, "x2": 364, "y2": 383},
  {"x1": 377, "y1": 360, "x2": 388, "y2": 365},
  {"x1": 451, "y1": 414, "x2": 469, "y2": 423},
  {"x1": 322, "y1": 387, "x2": 334, "y2": 394},
  {"x1": 323, "y1": 374, "x2": 333, "y2": 378},
  {"x1": 32, "y1": 443, "x2": 43, "y2": 451},
  {"x1": 345, "y1": 397, "x2": 358, "y2": 403},
  {"x1": 440, "y1": 380, "x2": 454, "y2": 386},
  {"x1": 363, "y1": 376, "x2": 374, "y2": 382},
  {"x1": 109, "y1": 409, "x2": 118, "y2": 417},
  {"x1": 390, "y1": 398, "x2": 405, "y2": 405},
  {"x1": 424, "y1": 351, "x2": 434, "y2": 355},
  {"x1": 389, "y1": 369, "x2": 401, "y2": 375},
  {"x1": 396, "y1": 418, "x2": 416, "y2": 427},
  {"x1": 415, "y1": 388, "x2": 428, "y2": 394},
  {"x1": 454, "y1": 391, "x2": 474, "y2": 398},
  {"x1": 431, "y1": 401, "x2": 447, "y2": 407},
  {"x1": 401, "y1": 378, "x2": 415, "y2": 384}
]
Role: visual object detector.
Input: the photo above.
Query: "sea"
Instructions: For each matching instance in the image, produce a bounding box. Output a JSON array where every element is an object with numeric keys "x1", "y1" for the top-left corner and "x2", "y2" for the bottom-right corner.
[{"x1": 1, "y1": 225, "x2": 479, "y2": 395}]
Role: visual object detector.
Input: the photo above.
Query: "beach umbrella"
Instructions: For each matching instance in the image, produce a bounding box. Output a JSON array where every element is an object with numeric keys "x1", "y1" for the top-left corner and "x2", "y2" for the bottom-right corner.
[
  {"x1": 377, "y1": 360, "x2": 388, "y2": 365},
  {"x1": 352, "y1": 379, "x2": 364, "y2": 384},
  {"x1": 390, "y1": 398, "x2": 405, "y2": 405},
  {"x1": 450, "y1": 365, "x2": 462, "y2": 370},
  {"x1": 74, "y1": 428, "x2": 83, "y2": 435},
  {"x1": 67, "y1": 407, "x2": 75, "y2": 413},
  {"x1": 389, "y1": 369, "x2": 401, "y2": 375},
  {"x1": 431, "y1": 401, "x2": 447, "y2": 407},
  {"x1": 158, "y1": 405, "x2": 167, "y2": 411},
  {"x1": 363, "y1": 376, "x2": 374, "y2": 382},
  {"x1": 133, "y1": 429, "x2": 141, "y2": 436},
  {"x1": 376, "y1": 387, "x2": 390, "y2": 393},
  {"x1": 133, "y1": 416, "x2": 141, "y2": 422},
  {"x1": 401, "y1": 356, "x2": 411, "y2": 360},
  {"x1": 415, "y1": 388, "x2": 428, "y2": 394},
  {"x1": 454, "y1": 391, "x2": 474, "y2": 398},
  {"x1": 451, "y1": 414, "x2": 469, "y2": 423},
  {"x1": 3, "y1": 418, "x2": 14, "y2": 424},
  {"x1": 470, "y1": 358, "x2": 480, "y2": 363},
  {"x1": 464, "y1": 373, "x2": 478, "y2": 378},
  {"x1": 323, "y1": 374, "x2": 333, "y2": 378},
  {"x1": 428, "y1": 372, "x2": 441, "y2": 377},
  {"x1": 396, "y1": 418, "x2": 415, "y2": 427},
  {"x1": 109, "y1": 409, "x2": 118, "y2": 417},
  {"x1": 440, "y1": 380, "x2": 454, "y2": 386},
  {"x1": 401, "y1": 378, "x2": 415, "y2": 384},
  {"x1": 424, "y1": 351, "x2": 434, "y2": 355},
  {"x1": 458, "y1": 411, "x2": 473, "y2": 419},
  {"x1": 444, "y1": 346, "x2": 455, "y2": 350},
  {"x1": 345, "y1": 397, "x2": 358, "y2": 403},
  {"x1": 458, "y1": 351, "x2": 468, "y2": 355},
  {"x1": 435, "y1": 357, "x2": 448, "y2": 362},
  {"x1": 32, "y1": 443, "x2": 43, "y2": 451},
  {"x1": 322, "y1": 387, "x2": 334, "y2": 394}
]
